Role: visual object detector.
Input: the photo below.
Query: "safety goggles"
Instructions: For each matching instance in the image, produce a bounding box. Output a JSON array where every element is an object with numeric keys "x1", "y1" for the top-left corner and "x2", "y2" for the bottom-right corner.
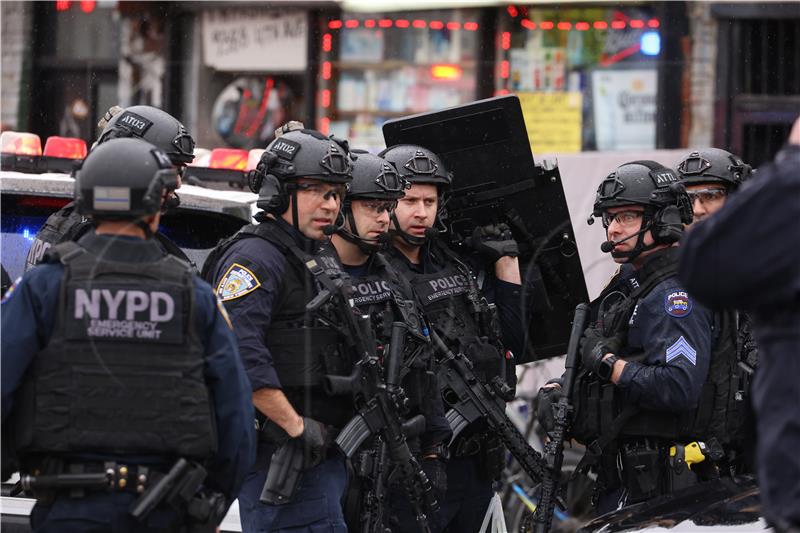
[
  {"x1": 686, "y1": 188, "x2": 727, "y2": 204},
  {"x1": 362, "y1": 200, "x2": 398, "y2": 214},
  {"x1": 601, "y1": 210, "x2": 644, "y2": 228}
]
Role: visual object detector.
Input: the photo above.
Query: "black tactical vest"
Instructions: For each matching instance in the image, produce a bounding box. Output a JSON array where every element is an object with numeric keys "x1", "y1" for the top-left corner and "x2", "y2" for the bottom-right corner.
[
  {"x1": 13, "y1": 241, "x2": 215, "y2": 461},
  {"x1": 571, "y1": 249, "x2": 738, "y2": 447},
  {"x1": 204, "y1": 219, "x2": 354, "y2": 427}
]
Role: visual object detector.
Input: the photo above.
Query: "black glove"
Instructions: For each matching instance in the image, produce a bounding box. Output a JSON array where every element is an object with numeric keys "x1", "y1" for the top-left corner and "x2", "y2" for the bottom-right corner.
[
  {"x1": 537, "y1": 385, "x2": 563, "y2": 434},
  {"x1": 466, "y1": 223, "x2": 519, "y2": 262},
  {"x1": 580, "y1": 328, "x2": 622, "y2": 375},
  {"x1": 421, "y1": 456, "x2": 447, "y2": 499},
  {"x1": 298, "y1": 417, "x2": 327, "y2": 469}
]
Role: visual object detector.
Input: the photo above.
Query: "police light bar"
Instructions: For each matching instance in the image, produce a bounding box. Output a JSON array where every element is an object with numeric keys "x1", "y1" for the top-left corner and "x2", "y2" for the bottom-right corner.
[
  {"x1": 1, "y1": 132, "x2": 84, "y2": 174},
  {"x1": 182, "y1": 148, "x2": 249, "y2": 190},
  {"x1": 247, "y1": 149, "x2": 265, "y2": 171}
]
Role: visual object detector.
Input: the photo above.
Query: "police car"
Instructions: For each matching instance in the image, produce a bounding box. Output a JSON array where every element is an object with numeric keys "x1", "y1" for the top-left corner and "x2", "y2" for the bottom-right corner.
[{"x1": 1, "y1": 144, "x2": 256, "y2": 531}]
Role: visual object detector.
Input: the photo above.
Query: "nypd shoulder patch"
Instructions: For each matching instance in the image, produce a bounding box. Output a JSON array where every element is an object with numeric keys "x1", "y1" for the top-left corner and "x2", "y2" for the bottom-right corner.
[
  {"x1": 665, "y1": 290, "x2": 692, "y2": 318},
  {"x1": 666, "y1": 336, "x2": 697, "y2": 366},
  {"x1": 217, "y1": 263, "x2": 261, "y2": 302}
]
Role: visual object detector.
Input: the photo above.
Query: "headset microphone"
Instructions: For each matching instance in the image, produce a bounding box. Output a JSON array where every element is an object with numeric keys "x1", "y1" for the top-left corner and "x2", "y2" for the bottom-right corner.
[
  {"x1": 600, "y1": 228, "x2": 649, "y2": 253},
  {"x1": 322, "y1": 224, "x2": 337, "y2": 236},
  {"x1": 424, "y1": 227, "x2": 442, "y2": 239}
]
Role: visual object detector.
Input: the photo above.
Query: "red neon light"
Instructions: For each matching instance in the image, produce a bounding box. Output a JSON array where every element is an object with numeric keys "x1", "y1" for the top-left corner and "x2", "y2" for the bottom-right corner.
[
  {"x1": 364, "y1": 19, "x2": 376, "y2": 28},
  {"x1": 328, "y1": 20, "x2": 342, "y2": 29},
  {"x1": 447, "y1": 22, "x2": 461, "y2": 30},
  {"x1": 507, "y1": 5, "x2": 518, "y2": 18},
  {"x1": 576, "y1": 22, "x2": 590, "y2": 31},
  {"x1": 319, "y1": 117, "x2": 330, "y2": 135},
  {"x1": 322, "y1": 33, "x2": 332, "y2": 52},
  {"x1": 463, "y1": 22, "x2": 479, "y2": 31},
  {"x1": 601, "y1": 43, "x2": 641, "y2": 66},
  {"x1": 321, "y1": 62, "x2": 332, "y2": 80},
  {"x1": 345, "y1": 19, "x2": 359, "y2": 28},
  {"x1": 378, "y1": 19, "x2": 393, "y2": 28},
  {"x1": 501, "y1": 31, "x2": 511, "y2": 50},
  {"x1": 648, "y1": 19, "x2": 660, "y2": 28},
  {"x1": 17, "y1": 196, "x2": 71, "y2": 209},
  {"x1": 413, "y1": 19, "x2": 426, "y2": 28},
  {"x1": 79, "y1": 0, "x2": 95, "y2": 13},
  {"x1": 209, "y1": 149, "x2": 248, "y2": 171},
  {"x1": 495, "y1": 89, "x2": 510, "y2": 96},
  {"x1": 429, "y1": 20, "x2": 444, "y2": 30},
  {"x1": 521, "y1": 19, "x2": 536, "y2": 30},
  {"x1": 43, "y1": 136, "x2": 87, "y2": 159},
  {"x1": 539, "y1": 21, "x2": 554, "y2": 30},
  {"x1": 321, "y1": 90, "x2": 331, "y2": 108},
  {"x1": 611, "y1": 20, "x2": 626, "y2": 29},
  {"x1": 55, "y1": 0, "x2": 71, "y2": 11},
  {"x1": 395, "y1": 19, "x2": 410, "y2": 28},
  {"x1": 557, "y1": 22, "x2": 571, "y2": 30},
  {"x1": 500, "y1": 60, "x2": 509, "y2": 79},
  {"x1": 629, "y1": 19, "x2": 644, "y2": 29},
  {"x1": 593, "y1": 21, "x2": 608, "y2": 30},
  {"x1": 431, "y1": 64, "x2": 463, "y2": 80}
]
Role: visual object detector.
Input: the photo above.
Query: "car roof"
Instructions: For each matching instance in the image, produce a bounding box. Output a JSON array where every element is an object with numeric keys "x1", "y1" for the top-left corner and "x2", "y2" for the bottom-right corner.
[{"x1": 0, "y1": 170, "x2": 258, "y2": 222}]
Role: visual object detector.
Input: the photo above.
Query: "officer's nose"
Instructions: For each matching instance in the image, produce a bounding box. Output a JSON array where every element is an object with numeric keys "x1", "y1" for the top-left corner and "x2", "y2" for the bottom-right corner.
[{"x1": 376, "y1": 209, "x2": 390, "y2": 225}]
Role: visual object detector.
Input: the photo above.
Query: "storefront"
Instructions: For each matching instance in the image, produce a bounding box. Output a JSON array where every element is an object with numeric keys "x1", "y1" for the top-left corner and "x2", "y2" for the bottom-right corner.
[{"x1": 316, "y1": 7, "x2": 487, "y2": 151}]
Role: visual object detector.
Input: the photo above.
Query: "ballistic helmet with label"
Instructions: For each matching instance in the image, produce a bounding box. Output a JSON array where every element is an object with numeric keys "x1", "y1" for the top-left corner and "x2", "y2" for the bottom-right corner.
[
  {"x1": 74, "y1": 138, "x2": 179, "y2": 219},
  {"x1": 347, "y1": 150, "x2": 407, "y2": 201},
  {"x1": 259, "y1": 129, "x2": 353, "y2": 185},
  {"x1": 379, "y1": 144, "x2": 452, "y2": 187},
  {"x1": 676, "y1": 148, "x2": 751, "y2": 190},
  {"x1": 97, "y1": 105, "x2": 195, "y2": 165}
]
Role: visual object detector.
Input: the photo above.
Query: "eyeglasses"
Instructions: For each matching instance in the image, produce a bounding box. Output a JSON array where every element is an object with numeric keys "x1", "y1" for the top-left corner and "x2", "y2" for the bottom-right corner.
[
  {"x1": 294, "y1": 182, "x2": 346, "y2": 203},
  {"x1": 686, "y1": 188, "x2": 727, "y2": 204},
  {"x1": 601, "y1": 210, "x2": 643, "y2": 228},
  {"x1": 362, "y1": 200, "x2": 398, "y2": 214}
]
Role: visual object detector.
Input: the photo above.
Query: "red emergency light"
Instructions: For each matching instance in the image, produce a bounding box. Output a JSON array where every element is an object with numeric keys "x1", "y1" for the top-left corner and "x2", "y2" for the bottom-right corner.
[
  {"x1": 43, "y1": 136, "x2": 87, "y2": 159},
  {"x1": 1, "y1": 132, "x2": 43, "y2": 156},
  {"x1": 209, "y1": 148, "x2": 248, "y2": 171},
  {"x1": 246, "y1": 149, "x2": 265, "y2": 172}
]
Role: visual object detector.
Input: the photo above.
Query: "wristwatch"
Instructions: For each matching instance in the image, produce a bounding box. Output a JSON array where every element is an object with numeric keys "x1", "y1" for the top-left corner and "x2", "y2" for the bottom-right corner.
[{"x1": 596, "y1": 354, "x2": 619, "y2": 382}]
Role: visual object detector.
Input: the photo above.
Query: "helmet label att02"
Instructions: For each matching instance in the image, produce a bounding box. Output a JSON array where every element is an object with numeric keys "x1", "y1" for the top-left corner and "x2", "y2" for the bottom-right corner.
[{"x1": 271, "y1": 139, "x2": 301, "y2": 160}]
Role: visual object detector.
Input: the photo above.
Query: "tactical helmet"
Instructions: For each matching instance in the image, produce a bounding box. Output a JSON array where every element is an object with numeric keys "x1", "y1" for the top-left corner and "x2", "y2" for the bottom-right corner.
[
  {"x1": 74, "y1": 138, "x2": 179, "y2": 219},
  {"x1": 347, "y1": 150, "x2": 407, "y2": 202},
  {"x1": 97, "y1": 105, "x2": 195, "y2": 166},
  {"x1": 379, "y1": 144, "x2": 452, "y2": 187},
  {"x1": 249, "y1": 128, "x2": 353, "y2": 215},
  {"x1": 590, "y1": 160, "x2": 693, "y2": 259},
  {"x1": 676, "y1": 148, "x2": 751, "y2": 190},
  {"x1": 337, "y1": 151, "x2": 407, "y2": 253}
]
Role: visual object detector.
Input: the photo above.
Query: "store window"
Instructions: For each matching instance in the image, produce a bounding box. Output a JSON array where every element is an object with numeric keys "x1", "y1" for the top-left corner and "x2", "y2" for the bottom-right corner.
[
  {"x1": 498, "y1": 5, "x2": 661, "y2": 153},
  {"x1": 318, "y1": 9, "x2": 482, "y2": 151}
]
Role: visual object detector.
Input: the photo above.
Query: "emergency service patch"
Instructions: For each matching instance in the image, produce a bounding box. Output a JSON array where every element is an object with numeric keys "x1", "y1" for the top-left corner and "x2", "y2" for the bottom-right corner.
[
  {"x1": 665, "y1": 336, "x2": 697, "y2": 365},
  {"x1": 665, "y1": 291, "x2": 692, "y2": 317},
  {"x1": 217, "y1": 263, "x2": 261, "y2": 301}
]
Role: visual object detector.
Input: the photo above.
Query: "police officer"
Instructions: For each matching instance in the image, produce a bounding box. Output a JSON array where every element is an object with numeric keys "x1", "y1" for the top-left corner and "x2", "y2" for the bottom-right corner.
[
  {"x1": 1, "y1": 138, "x2": 255, "y2": 532},
  {"x1": 540, "y1": 161, "x2": 732, "y2": 512},
  {"x1": 676, "y1": 147, "x2": 758, "y2": 472},
  {"x1": 25, "y1": 105, "x2": 196, "y2": 271},
  {"x1": 204, "y1": 126, "x2": 355, "y2": 532},
  {"x1": 380, "y1": 144, "x2": 523, "y2": 532},
  {"x1": 329, "y1": 150, "x2": 452, "y2": 531},
  {"x1": 679, "y1": 118, "x2": 800, "y2": 531}
]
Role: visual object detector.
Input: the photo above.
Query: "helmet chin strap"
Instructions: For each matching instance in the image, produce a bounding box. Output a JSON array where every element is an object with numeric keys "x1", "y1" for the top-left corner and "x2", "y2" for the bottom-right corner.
[
  {"x1": 336, "y1": 209, "x2": 383, "y2": 254},
  {"x1": 389, "y1": 212, "x2": 428, "y2": 247},
  {"x1": 608, "y1": 216, "x2": 659, "y2": 261}
]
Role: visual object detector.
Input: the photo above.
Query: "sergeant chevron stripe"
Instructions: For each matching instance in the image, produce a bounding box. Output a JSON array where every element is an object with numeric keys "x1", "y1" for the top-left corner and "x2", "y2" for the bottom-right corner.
[{"x1": 665, "y1": 336, "x2": 697, "y2": 365}]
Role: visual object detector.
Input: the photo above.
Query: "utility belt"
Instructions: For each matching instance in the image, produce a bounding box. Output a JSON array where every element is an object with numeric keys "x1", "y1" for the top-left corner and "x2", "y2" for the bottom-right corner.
[
  {"x1": 15, "y1": 458, "x2": 225, "y2": 532},
  {"x1": 612, "y1": 437, "x2": 723, "y2": 505}
]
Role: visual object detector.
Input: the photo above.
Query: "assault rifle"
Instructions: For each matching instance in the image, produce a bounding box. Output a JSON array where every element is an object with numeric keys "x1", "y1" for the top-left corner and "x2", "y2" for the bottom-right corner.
[
  {"x1": 531, "y1": 303, "x2": 589, "y2": 533},
  {"x1": 429, "y1": 329, "x2": 564, "y2": 511},
  {"x1": 328, "y1": 321, "x2": 436, "y2": 533}
]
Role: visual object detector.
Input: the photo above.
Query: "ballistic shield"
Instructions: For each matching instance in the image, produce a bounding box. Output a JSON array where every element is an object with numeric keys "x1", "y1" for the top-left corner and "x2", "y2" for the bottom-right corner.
[{"x1": 382, "y1": 95, "x2": 588, "y2": 360}]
